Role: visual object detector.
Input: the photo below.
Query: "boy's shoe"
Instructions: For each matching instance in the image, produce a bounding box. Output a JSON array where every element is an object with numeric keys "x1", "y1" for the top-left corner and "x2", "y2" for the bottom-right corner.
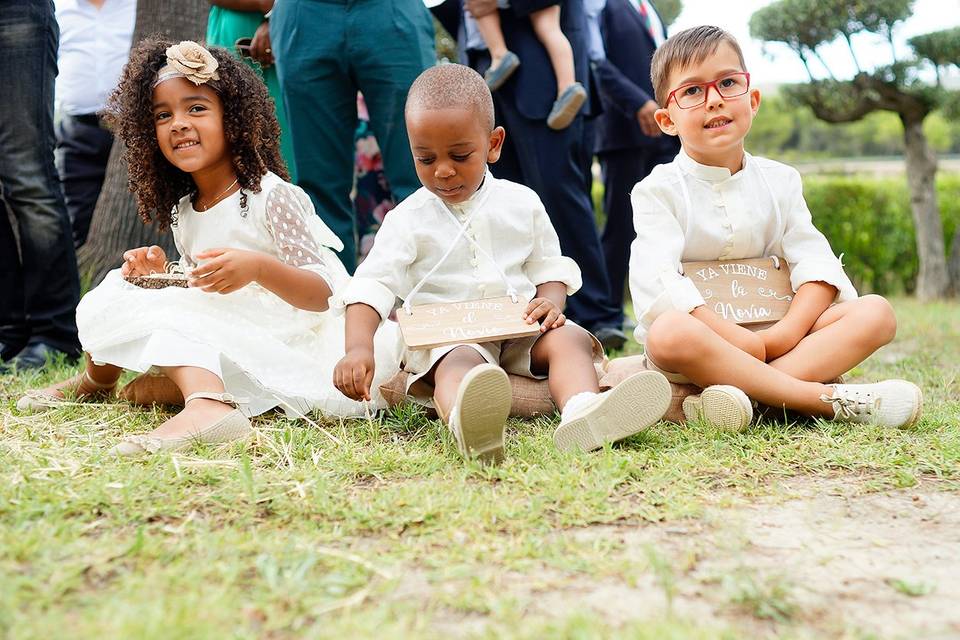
[
  {"x1": 553, "y1": 370, "x2": 670, "y2": 452},
  {"x1": 820, "y1": 379, "x2": 923, "y2": 428},
  {"x1": 546, "y1": 82, "x2": 587, "y2": 130},
  {"x1": 449, "y1": 364, "x2": 511, "y2": 464},
  {"x1": 485, "y1": 51, "x2": 520, "y2": 91},
  {"x1": 110, "y1": 392, "x2": 253, "y2": 457},
  {"x1": 682, "y1": 385, "x2": 753, "y2": 432}
]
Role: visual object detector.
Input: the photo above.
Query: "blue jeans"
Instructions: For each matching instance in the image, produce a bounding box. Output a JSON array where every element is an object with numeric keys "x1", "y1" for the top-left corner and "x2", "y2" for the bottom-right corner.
[{"x1": 0, "y1": 0, "x2": 81, "y2": 356}]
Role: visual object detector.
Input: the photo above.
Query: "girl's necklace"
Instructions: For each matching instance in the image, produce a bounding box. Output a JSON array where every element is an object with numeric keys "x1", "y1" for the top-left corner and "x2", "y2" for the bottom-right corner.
[{"x1": 195, "y1": 178, "x2": 239, "y2": 212}]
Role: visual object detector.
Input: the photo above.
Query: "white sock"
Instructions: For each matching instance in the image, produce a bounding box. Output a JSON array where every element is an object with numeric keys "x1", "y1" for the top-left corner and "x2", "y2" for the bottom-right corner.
[{"x1": 561, "y1": 391, "x2": 598, "y2": 421}]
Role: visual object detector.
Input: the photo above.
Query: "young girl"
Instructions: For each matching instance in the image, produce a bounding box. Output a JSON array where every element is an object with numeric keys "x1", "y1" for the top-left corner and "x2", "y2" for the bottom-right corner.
[
  {"x1": 16, "y1": 39, "x2": 400, "y2": 455},
  {"x1": 466, "y1": 2, "x2": 587, "y2": 130}
]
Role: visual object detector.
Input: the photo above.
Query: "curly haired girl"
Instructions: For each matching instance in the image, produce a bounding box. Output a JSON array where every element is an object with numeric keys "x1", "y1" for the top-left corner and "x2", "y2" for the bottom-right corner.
[{"x1": 16, "y1": 39, "x2": 400, "y2": 456}]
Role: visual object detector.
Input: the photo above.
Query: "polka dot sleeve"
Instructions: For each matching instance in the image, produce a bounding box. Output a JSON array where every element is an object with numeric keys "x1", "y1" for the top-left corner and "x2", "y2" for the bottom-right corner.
[{"x1": 264, "y1": 184, "x2": 327, "y2": 269}]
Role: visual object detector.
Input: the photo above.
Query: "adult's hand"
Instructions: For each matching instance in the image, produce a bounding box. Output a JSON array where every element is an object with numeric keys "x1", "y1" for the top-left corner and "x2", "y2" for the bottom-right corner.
[
  {"x1": 465, "y1": 0, "x2": 498, "y2": 18},
  {"x1": 636, "y1": 100, "x2": 662, "y2": 137},
  {"x1": 249, "y1": 20, "x2": 274, "y2": 67}
]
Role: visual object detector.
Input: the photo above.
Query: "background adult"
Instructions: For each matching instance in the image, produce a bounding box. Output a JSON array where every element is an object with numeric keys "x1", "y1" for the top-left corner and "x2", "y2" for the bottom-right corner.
[
  {"x1": 438, "y1": 0, "x2": 627, "y2": 350},
  {"x1": 257, "y1": 0, "x2": 435, "y2": 273},
  {"x1": 54, "y1": 0, "x2": 135, "y2": 249},
  {"x1": 588, "y1": 0, "x2": 679, "y2": 323},
  {"x1": 0, "y1": 0, "x2": 81, "y2": 369}
]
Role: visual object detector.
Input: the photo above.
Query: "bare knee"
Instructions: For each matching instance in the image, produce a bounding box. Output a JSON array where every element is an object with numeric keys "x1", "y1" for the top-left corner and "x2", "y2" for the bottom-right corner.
[
  {"x1": 645, "y1": 311, "x2": 704, "y2": 370},
  {"x1": 855, "y1": 294, "x2": 897, "y2": 346}
]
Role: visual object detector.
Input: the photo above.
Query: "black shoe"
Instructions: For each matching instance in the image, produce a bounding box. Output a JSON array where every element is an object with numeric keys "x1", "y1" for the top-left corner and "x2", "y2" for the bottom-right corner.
[
  {"x1": 592, "y1": 326, "x2": 628, "y2": 352},
  {"x1": 10, "y1": 342, "x2": 79, "y2": 371}
]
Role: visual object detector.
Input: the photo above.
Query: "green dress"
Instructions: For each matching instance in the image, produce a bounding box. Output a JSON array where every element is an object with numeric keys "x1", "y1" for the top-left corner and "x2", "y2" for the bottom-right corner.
[{"x1": 206, "y1": 7, "x2": 297, "y2": 182}]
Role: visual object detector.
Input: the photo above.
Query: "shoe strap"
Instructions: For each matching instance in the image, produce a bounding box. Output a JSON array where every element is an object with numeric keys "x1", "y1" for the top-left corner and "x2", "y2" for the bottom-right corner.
[
  {"x1": 83, "y1": 370, "x2": 117, "y2": 390},
  {"x1": 184, "y1": 391, "x2": 248, "y2": 407}
]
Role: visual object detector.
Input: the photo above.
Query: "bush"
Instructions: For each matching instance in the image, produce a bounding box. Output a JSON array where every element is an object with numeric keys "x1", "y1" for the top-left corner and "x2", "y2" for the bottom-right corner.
[{"x1": 804, "y1": 174, "x2": 960, "y2": 294}]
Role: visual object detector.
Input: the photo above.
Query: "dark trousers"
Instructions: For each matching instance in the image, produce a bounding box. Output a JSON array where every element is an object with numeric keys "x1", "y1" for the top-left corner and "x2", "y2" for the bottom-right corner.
[
  {"x1": 599, "y1": 146, "x2": 678, "y2": 311},
  {"x1": 56, "y1": 114, "x2": 114, "y2": 248},
  {"x1": 0, "y1": 0, "x2": 81, "y2": 356},
  {"x1": 271, "y1": 0, "x2": 435, "y2": 273},
  {"x1": 490, "y1": 101, "x2": 622, "y2": 331}
]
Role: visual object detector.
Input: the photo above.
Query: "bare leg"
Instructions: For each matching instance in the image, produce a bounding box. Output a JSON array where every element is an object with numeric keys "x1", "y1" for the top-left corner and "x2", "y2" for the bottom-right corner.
[
  {"x1": 32, "y1": 353, "x2": 122, "y2": 399},
  {"x1": 529, "y1": 6, "x2": 575, "y2": 94},
  {"x1": 769, "y1": 295, "x2": 897, "y2": 382},
  {"x1": 646, "y1": 311, "x2": 834, "y2": 417},
  {"x1": 474, "y1": 12, "x2": 509, "y2": 63},
  {"x1": 146, "y1": 365, "x2": 234, "y2": 438},
  {"x1": 427, "y1": 346, "x2": 489, "y2": 423},
  {"x1": 529, "y1": 325, "x2": 599, "y2": 410}
]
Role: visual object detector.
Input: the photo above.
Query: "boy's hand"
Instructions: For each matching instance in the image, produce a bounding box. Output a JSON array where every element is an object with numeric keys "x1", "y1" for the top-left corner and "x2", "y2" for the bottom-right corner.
[
  {"x1": 334, "y1": 348, "x2": 375, "y2": 401},
  {"x1": 189, "y1": 248, "x2": 264, "y2": 294},
  {"x1": 121, "y1": 245, "x2": 167, "y2": 276},
  {"x1": 523, "y1": 297, "x2": 565, "y2": 332}
]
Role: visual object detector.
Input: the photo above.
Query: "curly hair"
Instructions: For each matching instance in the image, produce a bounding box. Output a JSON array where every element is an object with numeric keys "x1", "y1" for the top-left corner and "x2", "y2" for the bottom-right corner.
[{"x1": 104, "y1": 37, "x2": 290, "y2": 229}]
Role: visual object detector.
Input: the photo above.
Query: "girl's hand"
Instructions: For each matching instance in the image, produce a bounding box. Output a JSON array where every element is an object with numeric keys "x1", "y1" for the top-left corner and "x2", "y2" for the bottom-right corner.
[
  {"x1": 189, "y1": 248, "x2": 264, "y2": 294},
  {"x1": 523, "y1": 297, "x2": 565, "y2": 332},
  {"x1": 121, "y1": 245, "x2": 167, "y2": 276}
]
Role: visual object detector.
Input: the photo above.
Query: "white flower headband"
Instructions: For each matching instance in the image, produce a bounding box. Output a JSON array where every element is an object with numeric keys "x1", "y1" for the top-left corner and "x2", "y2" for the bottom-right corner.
[{"x1": 154, "y1": 41, "x2": 220, "y2": 87}]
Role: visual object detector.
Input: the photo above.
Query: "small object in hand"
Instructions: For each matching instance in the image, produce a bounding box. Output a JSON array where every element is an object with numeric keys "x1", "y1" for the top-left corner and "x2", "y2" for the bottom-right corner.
[{"x1": 123, "y1": 261, "x2": 189, "y2": 289}]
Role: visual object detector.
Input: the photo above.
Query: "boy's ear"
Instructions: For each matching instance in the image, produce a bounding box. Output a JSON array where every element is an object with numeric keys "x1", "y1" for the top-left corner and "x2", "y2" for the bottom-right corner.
[
  {"x1": 749, "y1": 88, "x2": 761, "y2": 116},
  {"x1": 654, "y1": 108, "x2": 678, "y2": 137},
  {"x1": 487, "y1": 126, "x2": 506, "y2": 163}
]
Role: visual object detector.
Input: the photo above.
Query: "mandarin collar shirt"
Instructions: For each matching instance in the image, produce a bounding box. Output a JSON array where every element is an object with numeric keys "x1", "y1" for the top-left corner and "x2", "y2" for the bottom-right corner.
[
  {"x1": 333, "y1": 172, "x2": 582, "y2": 322},
  {"x1": 628, "y1": 148, "x2": 857, "y2": 342},
  {"x1": 55, "y1": 0, "x2": 136, "y2": 116}
]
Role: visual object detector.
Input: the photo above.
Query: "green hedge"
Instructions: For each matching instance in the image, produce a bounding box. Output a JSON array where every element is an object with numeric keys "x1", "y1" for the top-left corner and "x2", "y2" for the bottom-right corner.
[{"x1": 804, "y1": 174, "x2": 960, "y2": 294}]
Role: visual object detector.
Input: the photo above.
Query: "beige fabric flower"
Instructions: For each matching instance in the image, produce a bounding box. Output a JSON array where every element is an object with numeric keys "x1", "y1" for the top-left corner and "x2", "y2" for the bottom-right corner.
[{"x1": 165, "y1": 41, "x2": 220, "y2": 85}]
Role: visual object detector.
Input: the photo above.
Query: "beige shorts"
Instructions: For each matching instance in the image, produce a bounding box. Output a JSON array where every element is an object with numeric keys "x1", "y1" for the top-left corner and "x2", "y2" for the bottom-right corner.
[{"x1": 404, "y1": 322, "x2": 604, "y2": 398}]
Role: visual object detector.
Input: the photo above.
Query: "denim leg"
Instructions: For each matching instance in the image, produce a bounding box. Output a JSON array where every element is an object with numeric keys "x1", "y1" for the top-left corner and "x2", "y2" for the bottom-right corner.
[
  {"x1": 55, "y1": 115, "x2": 114, "y2": 249},
  {"x1": 0, "y1": 0, "x2": 81, "y2": 354}
]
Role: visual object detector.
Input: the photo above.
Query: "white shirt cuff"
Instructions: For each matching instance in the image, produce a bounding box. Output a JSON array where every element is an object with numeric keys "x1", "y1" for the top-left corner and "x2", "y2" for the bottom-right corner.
[
  {"x1": 331, "y1": 277, "x2": 396, "y2": 321},
  {"x1": 789, "y1": 258, "x2": 858, "y2": 302},
  {"x1": 525, "y1": 256, "x2": 582, "y2": 296}
]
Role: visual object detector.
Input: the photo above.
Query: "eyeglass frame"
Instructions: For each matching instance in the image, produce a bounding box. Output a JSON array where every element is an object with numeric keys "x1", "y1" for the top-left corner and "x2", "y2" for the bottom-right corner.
[{"x1": 665, "y1": 71, "x2": 752, "y2": 110}]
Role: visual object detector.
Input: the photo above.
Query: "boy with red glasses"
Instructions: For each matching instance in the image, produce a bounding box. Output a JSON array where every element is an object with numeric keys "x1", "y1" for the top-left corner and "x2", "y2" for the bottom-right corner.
[{"x1": 627, "y1": 26, "x2": 922, "y2": 430}]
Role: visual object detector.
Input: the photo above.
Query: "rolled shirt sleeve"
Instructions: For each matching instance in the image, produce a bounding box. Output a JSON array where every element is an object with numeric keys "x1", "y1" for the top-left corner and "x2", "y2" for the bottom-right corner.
[
  {"x1": 629, "y1": 180, "x2": 705, "y2": 342},
  {"x1": 779, "y1": 169, "x2": 858, "y2": 302},
  {"x1": 523, "y1": 198, "x2": 583, "y2": 295}
]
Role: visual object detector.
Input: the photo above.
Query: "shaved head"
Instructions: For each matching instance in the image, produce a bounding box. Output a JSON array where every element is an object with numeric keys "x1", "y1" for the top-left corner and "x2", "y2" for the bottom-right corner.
[{"x1": 405, "y1": 63, "x2": 495, "y2": 132}]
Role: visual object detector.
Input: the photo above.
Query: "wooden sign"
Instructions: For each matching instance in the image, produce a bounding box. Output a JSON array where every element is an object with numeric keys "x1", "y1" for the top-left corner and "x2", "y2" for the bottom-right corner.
[
  {"x1": 681, "y1": 256, "x2": 793, "y2": 325},
  {"x1": 397, "y1": 296, "x2": 541, "y2": 350}
]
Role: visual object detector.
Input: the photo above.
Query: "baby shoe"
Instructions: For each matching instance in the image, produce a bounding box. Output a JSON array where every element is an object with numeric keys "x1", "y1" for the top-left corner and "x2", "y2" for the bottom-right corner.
[
  {"x1": 485, "y1": 51, "x2": 520, "y2": 91},
  {"x1": 553, "y1": 370, "x2": 670, "y2": 452},
  {"x1": 546, "y1": 82, "x2": 588, "y2": 130},
  {"x1": 820, "y1": 380, "x2": 923, "y2": 428},
  {"x1": 682, "y1": 385, "x2": 753, "y2": 432},
  {"x1": 110, "y1": 391, "x2": 253, "y2": 456},
  {"x1": 448, "y1": 364, "x2": 512, "y2": 464}
]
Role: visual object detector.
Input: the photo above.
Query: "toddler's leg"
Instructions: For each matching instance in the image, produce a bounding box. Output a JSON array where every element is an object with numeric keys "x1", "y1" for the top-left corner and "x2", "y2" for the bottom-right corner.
[
  {"x1": 768, "y1": 295, "x2": 897, "y2": 382},
  {"x1": 16, "y1": 353, "x2": 122, "y2": 412},
  {"x1": 529, "y1": 6, "x2": 575, "y2": 94},
  {"x1": 474, "y1": 12, "x2": 509, "y2": 62},
  {"x1": 537, "y1": 325, "x2": 671, "y2": 452},
  {"x1": 430, "y1": 346, "x2": 511, "y2": 464}
]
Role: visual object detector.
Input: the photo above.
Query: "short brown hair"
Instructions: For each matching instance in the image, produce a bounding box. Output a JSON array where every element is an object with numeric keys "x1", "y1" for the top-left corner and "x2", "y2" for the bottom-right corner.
[{"x1": 651, "y1": 26, "x2": 747, "y2": 107}]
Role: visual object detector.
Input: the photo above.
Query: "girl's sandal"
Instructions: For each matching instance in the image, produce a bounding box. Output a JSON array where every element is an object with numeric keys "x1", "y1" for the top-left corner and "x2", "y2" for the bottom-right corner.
[
  {"x1": 110, "y1": 392, "x2": 253, "y2": 457},
  {"x1": 16, "y1": 371, "x2": 118, "y2": 413}
]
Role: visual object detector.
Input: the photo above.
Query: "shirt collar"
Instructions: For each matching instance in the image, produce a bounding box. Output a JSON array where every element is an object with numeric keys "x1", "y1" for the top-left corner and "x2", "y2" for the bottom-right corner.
[
  {"x1": 676, "y1": 148, "x2": 750, "y2": 183},
  {"x1": 445, "y1": 169, "x2": 492, "y2": 218}
]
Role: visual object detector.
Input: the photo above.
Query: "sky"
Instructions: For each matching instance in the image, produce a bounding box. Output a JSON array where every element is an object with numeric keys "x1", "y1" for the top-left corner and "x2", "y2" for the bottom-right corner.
[{"x1": 668, "y1": 0, "x2": 960, "y2": 86}]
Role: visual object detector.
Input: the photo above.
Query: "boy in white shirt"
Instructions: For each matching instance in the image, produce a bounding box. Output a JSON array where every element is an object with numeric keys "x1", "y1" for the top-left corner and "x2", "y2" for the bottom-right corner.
[
  {"x1": 629, "y1": 25, "x2": 922, "y2": 429},
  {"x1": 333, "y1": 63, "x2": 671, "y2": 463}
]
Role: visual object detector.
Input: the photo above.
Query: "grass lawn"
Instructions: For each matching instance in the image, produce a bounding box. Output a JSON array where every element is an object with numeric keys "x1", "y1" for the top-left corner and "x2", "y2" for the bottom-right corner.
[{"x1": 1, "y1": 297, "x2": 958, "y2": 639}]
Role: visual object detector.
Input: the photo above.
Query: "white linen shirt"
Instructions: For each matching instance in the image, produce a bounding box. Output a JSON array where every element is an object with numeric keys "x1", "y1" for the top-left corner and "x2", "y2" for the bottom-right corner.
[
  {"x1": 55, "y1": 0, "x2": 136, "y2": 116},
  {"x1": 628, "y1": 149, "x2": 857, "y2": 343},
  {"x1": 333, "y1": 173, "x2": 582, "y2": 321}
]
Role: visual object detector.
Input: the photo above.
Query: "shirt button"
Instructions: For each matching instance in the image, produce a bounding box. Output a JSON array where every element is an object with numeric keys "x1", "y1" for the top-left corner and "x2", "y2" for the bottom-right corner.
[{"x1": 470, "y1": 258, "x2": 478, "y2": 267}]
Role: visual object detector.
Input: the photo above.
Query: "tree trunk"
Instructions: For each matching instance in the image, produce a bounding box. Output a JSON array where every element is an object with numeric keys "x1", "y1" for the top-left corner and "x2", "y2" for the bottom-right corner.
[
  {"x1": 77, "y1": 0, "x2": 209, "y2": 285},
  {"x1": 949, "y1": 227, "x2": 960, "y2": 295},
  {"x1": 900, "y1": 114, "x2": 949, "y2": 300}
]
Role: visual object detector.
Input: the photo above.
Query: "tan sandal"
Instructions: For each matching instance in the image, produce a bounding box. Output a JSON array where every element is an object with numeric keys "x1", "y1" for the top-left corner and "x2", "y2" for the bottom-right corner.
[
  {"x1": 110, "y1": 391, "x2": 253, "y2": 457},
  {"x1": 118, "y1": 372, "x2": 185, "y2": 407},
  {"x1": 16, "y1": 371, "x2": 118, "y2": 413}
]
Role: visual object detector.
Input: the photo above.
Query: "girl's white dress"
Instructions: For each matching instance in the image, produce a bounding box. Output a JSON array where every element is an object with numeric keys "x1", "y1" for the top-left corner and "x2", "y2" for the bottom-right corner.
[{"x1": 76, "y1": 171, "x2": 401, "y2": 418}]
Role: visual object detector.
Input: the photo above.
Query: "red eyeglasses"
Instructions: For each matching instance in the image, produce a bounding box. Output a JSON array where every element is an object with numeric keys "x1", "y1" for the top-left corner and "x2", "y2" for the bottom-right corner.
[{"x1": 666, "y1": 72, "x2": 751, "y2": 109}]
